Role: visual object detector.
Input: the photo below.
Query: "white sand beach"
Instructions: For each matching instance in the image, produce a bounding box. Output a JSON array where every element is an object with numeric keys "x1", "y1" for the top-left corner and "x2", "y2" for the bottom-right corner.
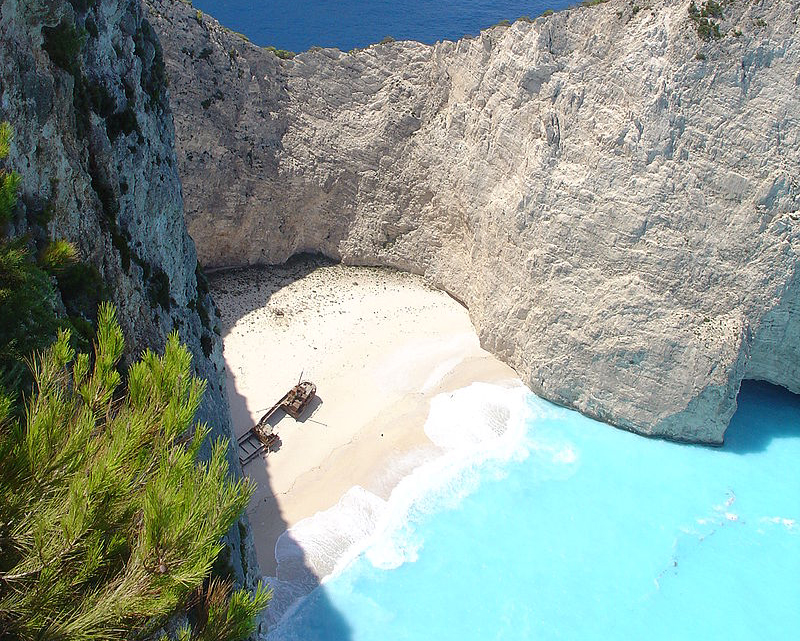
[{"x1": 210, "y1": 257, "x2": 519, "y2": 576}]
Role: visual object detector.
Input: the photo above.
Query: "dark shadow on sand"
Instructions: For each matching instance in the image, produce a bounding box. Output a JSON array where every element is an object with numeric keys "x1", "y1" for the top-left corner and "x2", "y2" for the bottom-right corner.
[
  {"x1": 723, "y1": 380, "x2": 800, "y2": 454},
  {"x1": 210, "y1": 254, "x2": 352, "y2": 639}
]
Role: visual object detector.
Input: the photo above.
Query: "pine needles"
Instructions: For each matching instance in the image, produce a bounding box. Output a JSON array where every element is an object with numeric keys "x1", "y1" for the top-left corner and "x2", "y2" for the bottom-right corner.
[{"x1": 0, "y1": 304, "x2": 269, "y2": 639}]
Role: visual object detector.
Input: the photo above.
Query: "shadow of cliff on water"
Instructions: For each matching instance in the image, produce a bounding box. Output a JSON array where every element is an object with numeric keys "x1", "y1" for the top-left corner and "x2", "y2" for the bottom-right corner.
[
  {"x1": 723, "y1": 380, "x2": 800, "y2": 454},
  {"x1": 209, "y1": 254, "x2": 352, "y2": 639}
]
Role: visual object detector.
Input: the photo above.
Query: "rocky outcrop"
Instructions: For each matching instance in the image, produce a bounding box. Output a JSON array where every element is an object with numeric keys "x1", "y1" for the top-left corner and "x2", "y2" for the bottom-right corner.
[
  {"x1": 0, "y1": 0, "x2": 259, "y2": 595},
  {"x1": 147, "y1": 0, "x2": 800, "y2": 444}
]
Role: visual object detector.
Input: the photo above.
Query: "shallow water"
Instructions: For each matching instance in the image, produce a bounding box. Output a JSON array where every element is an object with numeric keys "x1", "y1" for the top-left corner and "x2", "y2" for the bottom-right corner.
[
  {"x1": 190, "y1": 0, "x2": 575, "y2": 52},
  {"x1": 268, "y1": 381, "x2": 800, "y2": 640}
]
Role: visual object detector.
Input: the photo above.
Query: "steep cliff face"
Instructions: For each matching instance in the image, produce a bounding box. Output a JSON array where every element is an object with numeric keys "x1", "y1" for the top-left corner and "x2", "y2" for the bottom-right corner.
[
  {"x1": 0, "y1": 0, "x2": 259, "y2": 589},
  {"x1": 147, "y1": 0, "x2": 800, "y2": 444}
]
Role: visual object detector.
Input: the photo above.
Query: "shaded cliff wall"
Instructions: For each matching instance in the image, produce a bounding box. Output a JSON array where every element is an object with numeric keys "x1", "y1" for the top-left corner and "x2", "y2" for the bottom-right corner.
[
  {"x1": 0, "y1": 0, "x2": 259, "y2": 591},
  {"x1": 148, "y1": 0, "x2": 800, "y2": 444}
]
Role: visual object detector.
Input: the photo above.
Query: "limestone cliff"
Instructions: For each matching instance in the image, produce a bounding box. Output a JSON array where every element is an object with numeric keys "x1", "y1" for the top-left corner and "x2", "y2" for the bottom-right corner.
[
  {"x1": 147, "y1": 0, "x2": 799, "y2": 444},
  {"x1": 0, "y1": 0, "x2": 259, "y2": 592}
]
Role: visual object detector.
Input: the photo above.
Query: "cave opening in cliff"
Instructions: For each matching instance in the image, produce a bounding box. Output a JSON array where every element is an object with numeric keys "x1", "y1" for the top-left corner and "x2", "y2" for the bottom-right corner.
[{"x1": 723, "y1": 380, "x2": 800, "y2": 454}]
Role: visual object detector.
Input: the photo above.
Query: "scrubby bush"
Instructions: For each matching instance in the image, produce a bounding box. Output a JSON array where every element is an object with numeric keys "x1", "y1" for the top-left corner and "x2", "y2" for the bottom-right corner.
[
  {"x1": 689, "y1": 1, "x2": 724, "y2": 40},
  {"x1": 265, "y1": 46, "x2": 295, "y2": 60},
  {"x1": 0, "y1": 124, "x2": 64, "y2": 394},
  {"x1": 42, "y1": 19, "x2": 86, "y2": 77}
]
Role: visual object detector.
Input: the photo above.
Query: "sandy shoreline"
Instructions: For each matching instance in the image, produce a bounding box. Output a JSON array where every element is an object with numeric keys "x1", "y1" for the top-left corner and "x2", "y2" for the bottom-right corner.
[{"x1": 210, "y1": 257, "x2": 519, "y2": 577}]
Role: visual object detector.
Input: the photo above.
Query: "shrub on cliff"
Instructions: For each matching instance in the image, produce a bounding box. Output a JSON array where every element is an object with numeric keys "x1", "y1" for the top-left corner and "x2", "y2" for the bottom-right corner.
[
  {"x1": 689, "y1": 1, "x2": 724, "y2": 40},
  {"x1": 0, "y1": 303, "x2": 269, "y2": 640},
  {"x1": 0, "y1": 123, "x2": 65, "y2": 395}
]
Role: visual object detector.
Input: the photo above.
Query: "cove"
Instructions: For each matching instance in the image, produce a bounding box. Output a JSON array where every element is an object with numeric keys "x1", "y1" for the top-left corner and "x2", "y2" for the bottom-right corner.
[{"x1": 268, "y1": 380, "x2": 800, "y2": 640}]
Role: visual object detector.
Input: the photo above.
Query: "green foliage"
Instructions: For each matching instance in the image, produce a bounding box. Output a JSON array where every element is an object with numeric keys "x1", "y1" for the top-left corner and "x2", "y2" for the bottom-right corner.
[
  {"x1": 38, "y1": 239, "x2": 78, "y2": 272},
  {"x1": 42, "y1": 19, "x2": 87, "y2": 77},
  {"x1": 0, "y1": 171, "x2": 20, "y2": 227},
  {"x1": 0, "y1": 304, "x2": 268, "y2": 639},
  {"x1": 0, "y1": 122, "x2": 12, "y2": 159},
  {"x1": 581, "y1": 0, "x2": 609, "y2": 6},
  {"x1": 541, "y1": 9, "x2": 555, "y2": 17},
  {"x1": 182, "y1": 579, "x2": 270, "y2": 641},
  {"x1": 265, "y1": 46, "x2": 295, "y2": 60},
  {"x1": 0, "y1": 123, "x2": 20, "y2": 227},
  {"x1": 0, "y1": 125, "x2": 61, "y2": 393},
  {"x1": 0, "y1": 123, "x2": 104, "y2": 411},
  {"x1": 0, "y1": 238, "x2": 60, "y2": 393},
  {"x1": 689, "y1": 1, "x2": 724, "y2": 40}
]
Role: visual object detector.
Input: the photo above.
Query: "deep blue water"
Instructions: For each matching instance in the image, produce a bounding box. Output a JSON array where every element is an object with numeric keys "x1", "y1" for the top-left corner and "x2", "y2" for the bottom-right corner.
[
  {"x1": 269, "y1": 381, "x2": 800, "y2": 640},
  {"x1": 191, "y1": 0, "x2": 575, "y2": 52}
]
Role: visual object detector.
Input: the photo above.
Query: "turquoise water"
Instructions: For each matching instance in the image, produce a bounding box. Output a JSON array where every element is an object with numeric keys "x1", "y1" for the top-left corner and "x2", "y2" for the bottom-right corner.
[
  {"x1": 191, "y1": 1, "x2": 575, "y2": 52},
  {"x1": 269, "y1": 381, "x2": 800, "y2": 640}
]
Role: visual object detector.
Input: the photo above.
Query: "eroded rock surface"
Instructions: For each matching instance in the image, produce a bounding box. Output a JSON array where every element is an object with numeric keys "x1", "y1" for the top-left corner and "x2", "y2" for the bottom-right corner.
[
  {"x1": 147, "y1": 0, "x2": 800, "y2": 443},
  {"x1": 0, "y1": 0, "x2": 260, "y2": 597}
]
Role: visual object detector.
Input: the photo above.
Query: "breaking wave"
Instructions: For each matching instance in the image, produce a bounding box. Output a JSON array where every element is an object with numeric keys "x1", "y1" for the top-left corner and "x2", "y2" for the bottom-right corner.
[{"x1": 264, "y1": 382, "x2": 531, "y2": 631}]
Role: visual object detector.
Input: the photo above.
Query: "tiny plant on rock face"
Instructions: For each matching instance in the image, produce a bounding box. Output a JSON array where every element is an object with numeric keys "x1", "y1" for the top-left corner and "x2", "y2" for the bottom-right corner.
[
  {"x1": 265, "y1": 46, "x2": 295, "y2": 59},
  {"x1": 689, "y1": 1, "x2": 724, "y2": 40},
  {"x1": 0, "y1": 123, "x2": 269, "y2": 640}
]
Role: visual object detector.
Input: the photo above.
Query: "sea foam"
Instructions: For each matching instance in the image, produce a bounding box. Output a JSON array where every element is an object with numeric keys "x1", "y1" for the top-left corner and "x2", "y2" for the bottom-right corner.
[
  {"x1": 266, "y1": 384, "x2": 800, "y2": 641},
  {"x1": 264, "y1": 382, "x2": 530, "y2": 631}
]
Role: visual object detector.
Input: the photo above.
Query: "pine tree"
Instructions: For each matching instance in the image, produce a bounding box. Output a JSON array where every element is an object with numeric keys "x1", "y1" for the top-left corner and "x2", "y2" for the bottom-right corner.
[
  {"x1": 0, "y1": 162, "x2": 269, "y2": 638},
  {"x1": 0, "y1": 303, "x2": 269, "y2": 639}
]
